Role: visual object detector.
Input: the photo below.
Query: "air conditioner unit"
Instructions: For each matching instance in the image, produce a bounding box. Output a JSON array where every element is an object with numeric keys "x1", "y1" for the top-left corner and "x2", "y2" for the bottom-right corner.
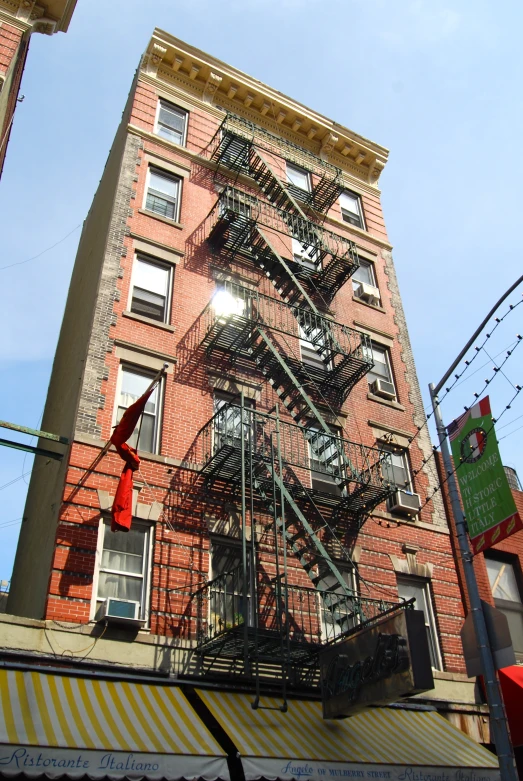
[
  {"x1": 100, "y1": 598, "x2": 143, "y2": 626},
  {"x1": 389, "y1": 489, "x2": 422, "y2": 516},
  {"x1": 370, "y1": 378, "x2": 396, "y2": 400},
  {"x1": 355, "y1": 282, "x2": 380, "y2": 305}
]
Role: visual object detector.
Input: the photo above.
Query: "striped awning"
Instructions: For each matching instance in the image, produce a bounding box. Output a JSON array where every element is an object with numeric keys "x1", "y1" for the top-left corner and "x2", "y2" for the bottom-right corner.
[
  {"x1": 0, "y1": 670, "x2": 228, "y2": 779},
  {"x1": 197, "y1": 690, "x2": 500, "y2": 781}
]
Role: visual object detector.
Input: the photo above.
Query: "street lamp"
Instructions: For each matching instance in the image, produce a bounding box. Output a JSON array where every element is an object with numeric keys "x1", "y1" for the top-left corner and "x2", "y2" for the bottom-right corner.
[{"x1": 429, "y1": 273, "x2": 522, "y2": 781}]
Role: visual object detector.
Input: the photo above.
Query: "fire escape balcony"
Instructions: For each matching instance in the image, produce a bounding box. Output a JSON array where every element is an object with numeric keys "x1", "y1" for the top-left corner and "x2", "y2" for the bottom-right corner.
[
  {"x1": 201, "y1": 282, "x2": 373, "y2": 409},
  {"x1": 197, "y1": 403, "x2": 394, "y2": 526},
  {"x1": 207, "y1": 186, "x2": 359, "y2": 304},
  {"x1": 191, "y1": 563, "x2": 404, "y2": 678},
  {"x1": 208, "y1": 113, "x2": 344, "y2": 214}
]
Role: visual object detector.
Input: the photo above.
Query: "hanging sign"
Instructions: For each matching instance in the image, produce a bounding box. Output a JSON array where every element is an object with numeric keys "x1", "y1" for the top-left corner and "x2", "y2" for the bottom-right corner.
[
  {"x1": 447, "y1": 396, "x2": 522, "y2": 553},
  {"x1": 319, "y1": 609, "x2": 434, "y2": 719}
]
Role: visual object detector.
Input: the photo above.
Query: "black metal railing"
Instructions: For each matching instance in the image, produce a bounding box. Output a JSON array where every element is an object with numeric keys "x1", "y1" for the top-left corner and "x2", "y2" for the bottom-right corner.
[
  {"x1": 202, "y1": 280, "x2": 372, "y2": 368},
  {"x1": 197, "y1": 402, "x2": 393, "y2": 495},
  {"x1": 192, "y1": 565, "x2": 404, "y2": 650},
  {"x1": 207, "y1": 114, "x2": 344, "y2": 213}
]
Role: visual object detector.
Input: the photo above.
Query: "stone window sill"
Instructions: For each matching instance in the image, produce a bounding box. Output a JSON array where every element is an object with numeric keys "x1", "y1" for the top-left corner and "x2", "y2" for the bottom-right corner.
[
  {"x1": 367, "y1": 391, "x2": 406, "y2": 411},
  {"x1": 138, "y1": 209, "x2": 184, "y2": 230},
  {"x1": 352, "y1": 295, "x2": 386, "y2": 313},
  {"x1": 122, "y1": 310, "x2": 176, "y2": 332}
]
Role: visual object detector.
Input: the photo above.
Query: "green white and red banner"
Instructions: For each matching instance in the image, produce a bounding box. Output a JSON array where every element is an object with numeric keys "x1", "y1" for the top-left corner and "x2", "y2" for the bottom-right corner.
[{"x1": 447, "y1": 396, "x2": 522, "y2": 553}]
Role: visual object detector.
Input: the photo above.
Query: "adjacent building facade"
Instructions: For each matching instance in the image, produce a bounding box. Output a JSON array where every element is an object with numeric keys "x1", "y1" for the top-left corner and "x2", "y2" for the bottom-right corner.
[
  {"x1": 1, "y1": 28, "x2": 500, "y2": 781},
  {"x1": 0, "y1": 0, "x2": 76, "y2": 177}
]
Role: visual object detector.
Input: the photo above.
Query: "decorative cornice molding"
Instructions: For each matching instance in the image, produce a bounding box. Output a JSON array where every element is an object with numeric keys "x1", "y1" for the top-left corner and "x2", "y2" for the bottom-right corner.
[
  {"x1": 0, "y1": 0, "x2": 77, "y2": 33},
  {"x1": 141, "y1": 28, "x2": 389, "y2": 185},
  {"x1": 202, "y1": 71, "x2": 222, "y2": 105}
]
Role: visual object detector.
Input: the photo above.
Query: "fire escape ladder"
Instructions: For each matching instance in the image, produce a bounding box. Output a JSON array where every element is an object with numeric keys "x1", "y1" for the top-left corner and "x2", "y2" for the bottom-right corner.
[
  {"x1": 258, "y1": 460, "x2": 363, "y2": 623},
  {"x1": 252, "y1": 225, "x2": 317, "y2": 310},
  {"x1": 249, "y1": 148, "x2": 308, "y2": 220}
]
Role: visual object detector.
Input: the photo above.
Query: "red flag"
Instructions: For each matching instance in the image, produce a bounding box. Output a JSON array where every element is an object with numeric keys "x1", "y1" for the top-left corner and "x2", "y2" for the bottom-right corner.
[
  {"x1": 111, "y1": 443, "x2": 141, "y2": 532},
  {"x1": 110, "y1": 388, "x2": 153, "y2": 448},
  {"x1": 110, "y1": 386, "x2": 153, "y2": 532}
]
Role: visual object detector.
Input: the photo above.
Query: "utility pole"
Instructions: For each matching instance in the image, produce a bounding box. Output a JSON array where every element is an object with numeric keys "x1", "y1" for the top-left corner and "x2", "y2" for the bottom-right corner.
[{"x1": 429, "y1": 273, "x2": 522, "y2": 781}]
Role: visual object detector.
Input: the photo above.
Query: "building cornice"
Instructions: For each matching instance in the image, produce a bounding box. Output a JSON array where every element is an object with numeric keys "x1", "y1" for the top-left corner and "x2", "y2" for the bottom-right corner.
[
  {"x1": 0, "y1": 0, "x2": 77, "y2": 34},
  {"x1": 141, "y1": 29, "x2": 389, "y2": 187}
]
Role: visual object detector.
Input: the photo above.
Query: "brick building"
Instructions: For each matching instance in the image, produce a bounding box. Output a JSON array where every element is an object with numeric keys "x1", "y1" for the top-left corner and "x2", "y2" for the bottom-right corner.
[
  {"x1": 1, "y1": 29, "x2": 499, "y2": 781},
  {"x1": 0, "y1": 0, "x2": 77, "y2": 178}
]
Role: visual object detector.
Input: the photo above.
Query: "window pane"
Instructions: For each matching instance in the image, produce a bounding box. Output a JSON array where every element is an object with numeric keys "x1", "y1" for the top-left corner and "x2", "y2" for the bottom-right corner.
[
  {"x1": 352, "y1": 260, "x2": 374, "y2": 286},
  {"x1": 159, "y1": 107, "x2": 185, "y2": 133},
  {"x1": 486, "y1": 559, "x2": 522, "y2": 602},
  {"x1": 103, "y1": 523, "x2": 146, "y2": 557},
  {"x1": 368, "y1": 345, "x2": 391, "y2": 384},
  {"x1": 287, "y1": 163, "x2": 310, "y2": 191},
  {"x1": 117, "y1": 370, "x2": 158, "y2": 452},
  {"x1": 131, "y1": 287, "x2": 166, "y2": 321},
  {"x1": 135, "y1": 259, "x2": 169, "y2": 296},
  {"x1": 98, "y1": 571, "x2": 143, "y2": 602},
  {"x1": 503, "y1": 607, "x2": 523, "y2": 653},
  {"x1": 340, "y1": 191, "x2": 360, "y2": 215},
  {"x1": 292, "y1": 238, "x2": 318, "y2": 270},
  {"x1": 149, "y1": 170, "x2": 178, "y2": 199}
]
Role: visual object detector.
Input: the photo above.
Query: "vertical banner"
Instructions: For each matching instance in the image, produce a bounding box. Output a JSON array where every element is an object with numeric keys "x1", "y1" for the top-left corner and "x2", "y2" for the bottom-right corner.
[{"x1": 447, "y1": 396, "x2": 522, "y2": 553}]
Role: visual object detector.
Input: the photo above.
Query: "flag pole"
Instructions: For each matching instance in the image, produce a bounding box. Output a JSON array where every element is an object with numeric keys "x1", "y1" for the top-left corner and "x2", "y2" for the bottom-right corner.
[{"x1": 64, "y1": 363, "x2": 169, "y2": 504}]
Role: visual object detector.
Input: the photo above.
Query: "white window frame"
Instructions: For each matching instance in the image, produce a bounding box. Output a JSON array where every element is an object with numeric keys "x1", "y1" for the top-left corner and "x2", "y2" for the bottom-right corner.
[
  {"x1": 368, "y1": 342, "x2": 396, "y2": 390},
  {"x1": 340, "y1": 189, "x2": 365, "y2": 229},
  {"x1": 307, "y1": 424, "x2": 345, "y2": 495},
  {"x1": 144, "y1": 166, "x2": 182, "y2": 222},
  {"x1": 286, "y1": 162, "x2": 311, "y2": 199},
  {"x1": 91, "y1": 517, "x2": 153, "y2": 624},
  {"x1": 484, "y1": 555, "x2": 523, "y2": 655},
  {"x1": 128, "y1": 253, "x2": 173, "y2": 324},
  {"x1": 352, "y1": 258, "x2": 377, "y2": 292},
  {"x1": 380, "y1": 445, "x2": 413, "y2": 493},
  {"x1": 113, "y1": 364, "x2": 163, "y2": 454},
  {"x1": 154, "y1": 99, "x2": 188, "y2": 146},
  {"x1": 397, "y1": 575, "x2": 442, "y2": 670},
  {"x1": 212, "y1": 392, "x2": 254, "y2": 454},
  {"x1": 298, "y1": 318, "x2": 332, "y2": 371}
]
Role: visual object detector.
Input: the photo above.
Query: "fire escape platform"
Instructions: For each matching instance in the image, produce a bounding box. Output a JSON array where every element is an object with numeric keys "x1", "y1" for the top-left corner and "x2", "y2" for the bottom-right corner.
[{"x1": 196, "y1": 624, "x2": 320, "y2": 664}]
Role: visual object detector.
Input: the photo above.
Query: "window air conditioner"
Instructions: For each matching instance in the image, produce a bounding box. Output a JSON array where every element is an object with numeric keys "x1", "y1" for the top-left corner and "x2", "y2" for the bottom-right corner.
[
  {"x1": 389, "y1": 489, "x2": 422, "y2": 516},
  {"x1": 100, "y1": 598, "x2": 143, "y2": 626},
  {"x1": 355, "y1": 282, "x2": 380, "y2": 305},
  {"x1": 370, "y1": 378, "x2": 396, "y2": 400}
]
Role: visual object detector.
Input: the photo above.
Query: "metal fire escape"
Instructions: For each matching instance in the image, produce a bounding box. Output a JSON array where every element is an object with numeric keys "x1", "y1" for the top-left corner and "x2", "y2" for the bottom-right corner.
[{"x1": 191, "y1": 115, "x2": 401, "y2": 700}]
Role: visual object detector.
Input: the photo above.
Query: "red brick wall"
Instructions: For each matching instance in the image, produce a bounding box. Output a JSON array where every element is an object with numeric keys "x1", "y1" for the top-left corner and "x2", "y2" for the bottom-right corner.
[
  {"x1": 43, "y1": 78, "x2": 468, "y2": 674},
  {"x1": 0, "y1": 23, "x2": 27, "y2": 176}
]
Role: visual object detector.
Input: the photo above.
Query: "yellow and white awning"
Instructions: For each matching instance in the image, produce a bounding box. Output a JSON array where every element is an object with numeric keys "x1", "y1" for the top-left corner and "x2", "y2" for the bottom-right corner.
[
  {"x1": 0, "y1": 670, "x2": 228, "y2": 779},
  {"x1": 198, "y1": 690, "x2": 500, "y2": 781}
]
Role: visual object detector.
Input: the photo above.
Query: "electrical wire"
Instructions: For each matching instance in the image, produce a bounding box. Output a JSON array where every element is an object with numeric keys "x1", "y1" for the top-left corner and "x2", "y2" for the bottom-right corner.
[{"x1": 0, "y1": 224, "x2": 81, "y2": 273}]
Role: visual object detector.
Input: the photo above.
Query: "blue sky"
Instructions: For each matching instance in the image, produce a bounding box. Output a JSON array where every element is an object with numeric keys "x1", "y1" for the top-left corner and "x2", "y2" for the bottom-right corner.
[{"x1": 0, "y1": 0, "x2": 522, "y2": 579}]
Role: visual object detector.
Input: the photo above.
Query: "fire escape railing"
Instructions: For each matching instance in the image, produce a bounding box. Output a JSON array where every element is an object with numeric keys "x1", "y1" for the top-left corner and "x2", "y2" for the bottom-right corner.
[
  {"x1": 207, "y1": 186, "x2": 359, "y2": 303},
  {"x1": 196, "y1": 402, "x2": 394, "y2": 520},
  {"x1": 207, "y1": 113, "x2": 344, "y2": 214},
  {"x1": 201, "y1": 281, "x2": 373, "y2": 408},
  {"x1": 191, "y1": 564, "x2": 404, "y2": 656}
]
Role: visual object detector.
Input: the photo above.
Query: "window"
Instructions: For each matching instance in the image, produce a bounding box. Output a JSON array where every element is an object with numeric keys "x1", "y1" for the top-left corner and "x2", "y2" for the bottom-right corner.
[
  {"x1": 145, "y1": 167, "x2": 181, "y2": 221},
  {"x1": 307, "y1": 425, "x2": 345, "y2": 496},
  {"x1": 317, "y1": 567, "x2": 358, "y2": 641},
  {"x1": 299, "y1": 318, "x2": 331, "y2": 371},
  {"x1": 130, "y1": 255, "x2": 172, "y2": 323},
  {"x1": 213, "y1": 393, "x2": 254, "y2": 452},
  {"x1": 93, "y1": 519, "x2": 152, "y2": 621},
  {"x1": 221, "y1": 131, "x2": 250, "y2": 172},
  {"x1": 340, "y1": 190, "x2": 365, "y2": 229},
  {"x1": 485, "y1": 556, "x2": 523, "y2": 654},
  {"x1": 116, "y1": 367, "x2": 161, "y2": 453},
  {"x1": 367, "y1": 343, "x2": 396, "y2": 398},
  {"x1": 381, "y1": 446, "x2": 412, "y2": 491},
  {"x1": 155, "y1": 100, "x2": 187, "y2": 145},
  {"x1": 352, "y1": 259, "x2": 376, "y2": 288},
  {"x1": 397, "y1": 576, "x2": 442, "y2": 669},
  {"x1": 292, "y1": 237, "x2": 319, "y2": 270},
  {"x1": 286, "y1": 162, "x2": 311, "y2": 202},
  {"x1": 209, "y1": 539, "x2": 253, "y2": 634}
]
